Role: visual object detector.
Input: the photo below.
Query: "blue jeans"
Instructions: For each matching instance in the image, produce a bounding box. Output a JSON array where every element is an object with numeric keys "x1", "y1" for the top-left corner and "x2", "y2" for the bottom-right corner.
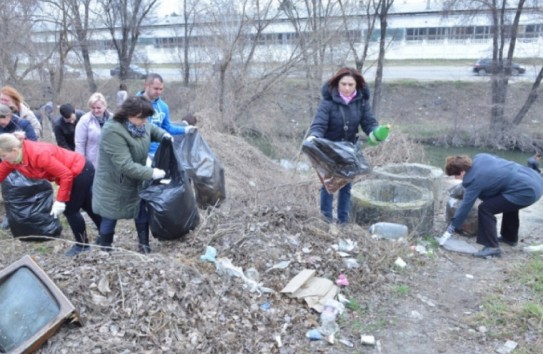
[
  {"x1": 320, "y1": 183, "x2": 352, "y2": 224},
  {"x1": 99, "y1": 200, "x2": 149, "y2": 235}
]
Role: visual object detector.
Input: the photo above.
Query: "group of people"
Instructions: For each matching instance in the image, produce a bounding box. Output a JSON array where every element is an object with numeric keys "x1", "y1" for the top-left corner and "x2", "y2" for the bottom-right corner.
[
  {"x1": 307, "y1": 66, "x2": 543, "y2": 260},
  {"x1": 0, "y1": 74, "x2": 197, "y2": 256}
]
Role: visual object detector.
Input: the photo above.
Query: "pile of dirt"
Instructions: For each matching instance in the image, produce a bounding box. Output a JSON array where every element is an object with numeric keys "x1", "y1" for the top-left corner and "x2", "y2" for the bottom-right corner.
[{"x1": 0, "y1": 117, "x2": 406, "y2": 353}]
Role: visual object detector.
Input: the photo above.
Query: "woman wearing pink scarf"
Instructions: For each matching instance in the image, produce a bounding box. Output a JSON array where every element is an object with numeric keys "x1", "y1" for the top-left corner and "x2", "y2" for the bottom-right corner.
[{"x1": 305, "y1": 67, "x2": 386, "y2": 224}]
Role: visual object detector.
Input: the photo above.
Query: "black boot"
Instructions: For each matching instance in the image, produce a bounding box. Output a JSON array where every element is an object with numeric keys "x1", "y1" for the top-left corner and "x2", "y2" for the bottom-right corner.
[
  {"x1": 136, "y1": 223, "x2": 151, "y2": 254},
  {"x1": 96, "y1": 232, "x2": 114, "y2": 251}
]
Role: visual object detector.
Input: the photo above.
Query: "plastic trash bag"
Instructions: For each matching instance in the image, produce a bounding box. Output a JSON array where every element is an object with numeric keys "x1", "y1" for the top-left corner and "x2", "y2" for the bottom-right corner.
[
  {"x1": 174, "y1": 132, "x2": 226, "y2": 209},
  {"x1": 302, "y1": 137, "x2": 371, "y2": 193},
  {"x1": 140, "y1": 139, "x2": 200, "y2": 240},
  {"x1": 1, "y1": 171, "x2": 62, "y2": 239}
]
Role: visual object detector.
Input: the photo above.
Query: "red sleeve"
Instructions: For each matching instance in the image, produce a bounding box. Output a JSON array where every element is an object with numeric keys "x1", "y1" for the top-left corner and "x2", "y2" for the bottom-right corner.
[
  {"x1": 0, "y1": 162, "x2": 14, "y2": 182},
  {"x1": 34, "y1": 152, "x2": 76, "y2": 202}
]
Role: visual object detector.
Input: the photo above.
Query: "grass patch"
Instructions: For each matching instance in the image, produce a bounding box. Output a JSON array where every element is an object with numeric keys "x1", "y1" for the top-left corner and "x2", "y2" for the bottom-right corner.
[
  {"x1": 394, "y1": 284, "x2": 410, "y2": 296},
  {"x1": 470, "y1": 255, "x2": 543, "y2": 347}
]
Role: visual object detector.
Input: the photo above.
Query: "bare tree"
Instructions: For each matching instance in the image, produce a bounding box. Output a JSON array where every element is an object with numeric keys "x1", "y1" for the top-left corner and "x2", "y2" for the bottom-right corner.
[
  {"x1": 0, "y1": 1, "x2": 53, "y2": 84},
  {"x1": 99, "y1": 0, "x2": 159, "y2": 81},
  {"x1": 445, "y1": 0, "x2": 543, "y2": 147},
  {"x1": 372, "y1": 0, "x2": 395, "y2": 113},
  {"x1": 279, "y1": 0, "x2": 342, "y2": 118}
]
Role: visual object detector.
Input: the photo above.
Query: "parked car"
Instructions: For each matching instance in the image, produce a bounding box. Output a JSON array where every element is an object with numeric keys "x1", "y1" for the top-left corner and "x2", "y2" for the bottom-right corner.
[
  {"x1": 473, "y1": 58, "x2": 526, "y2": 76},
  {"x1": 39, "y1": 65, "x2": 80, "y2": 80},
  {"x1": 110, "y1": 65, "x2": 147, "y2": 79}
]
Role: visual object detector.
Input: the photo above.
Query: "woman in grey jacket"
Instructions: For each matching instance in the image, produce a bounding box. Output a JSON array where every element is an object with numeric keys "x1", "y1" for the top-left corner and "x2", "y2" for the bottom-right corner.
[
  {"x1": 444, "y1": 154, "x2": 543, "y2": 258},
  {"x1": 92, "y1": 96, "x2": 170, "y2": 253}
]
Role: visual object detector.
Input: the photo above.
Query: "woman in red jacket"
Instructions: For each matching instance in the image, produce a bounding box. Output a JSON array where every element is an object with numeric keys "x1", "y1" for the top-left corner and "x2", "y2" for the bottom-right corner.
[{"x1": 0, "y1": 133, "x2": 101, "y2": 256}]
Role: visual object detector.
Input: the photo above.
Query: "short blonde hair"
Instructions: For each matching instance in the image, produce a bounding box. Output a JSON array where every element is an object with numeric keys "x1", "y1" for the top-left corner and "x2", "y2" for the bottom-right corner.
[
  {"x1": 0, "y1": 133, "x2": 22, "y2": 153},
  {"x1": 87, "y1": 92, "x2": 107, "y2": 108}
]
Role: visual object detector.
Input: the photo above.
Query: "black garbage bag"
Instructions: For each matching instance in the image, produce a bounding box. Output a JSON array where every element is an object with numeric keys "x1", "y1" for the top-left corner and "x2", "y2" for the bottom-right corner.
[
  {"x1": 174, "y1": 131, "x2": 226, "y2": 209},
  {"x1": 1, "y1": 171, "x2": 62, "y2": 240},
  {"x1": 140, "y1": 139, "x2": 200, "y2": 240},
  {"x1": 302, "y1": 137, "x2": 372, "y2": 193}
]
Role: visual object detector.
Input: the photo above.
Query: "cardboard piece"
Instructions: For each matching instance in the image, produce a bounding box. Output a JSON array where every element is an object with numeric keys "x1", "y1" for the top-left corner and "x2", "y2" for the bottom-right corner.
[{"x1": 281, "y1": 269, "x2": 339, "y2": 312}]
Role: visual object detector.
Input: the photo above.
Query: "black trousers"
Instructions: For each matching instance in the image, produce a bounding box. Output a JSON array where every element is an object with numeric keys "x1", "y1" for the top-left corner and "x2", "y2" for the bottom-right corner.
[
  {"x1": 477, "y1": 195, "x2": 528, "y2": 247},
  {"x1": 64, "y1": 160, "x2": 101, "y2": 243}
]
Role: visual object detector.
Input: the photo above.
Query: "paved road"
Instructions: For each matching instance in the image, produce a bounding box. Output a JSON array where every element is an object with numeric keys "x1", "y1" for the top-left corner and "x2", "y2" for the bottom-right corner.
[{"x1": 95, "y1": 65, "x2": 539, "y2": 82}]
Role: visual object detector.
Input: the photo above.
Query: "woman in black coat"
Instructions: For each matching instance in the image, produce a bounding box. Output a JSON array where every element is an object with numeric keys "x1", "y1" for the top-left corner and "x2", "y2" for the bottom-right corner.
[{"x1": 306, "y1": 67, "x2": 386, "y2": 224}]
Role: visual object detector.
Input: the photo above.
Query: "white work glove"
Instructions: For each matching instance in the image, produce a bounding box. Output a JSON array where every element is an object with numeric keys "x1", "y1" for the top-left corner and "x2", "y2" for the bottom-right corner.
[
  {"x1": 437, "y1": 225, "x2": 455, "y2": 245},
  {"x1": 162, "y1": 133, "x2": 174, "y2": 141},
  {"x1": 152, "y1": 168, "x2": 166, "y2": 180},
  {"x1": 50, "y1": 201, "x2": 66, "y2": 219},
  {"x1": 305, "y1": 135, "x2": 316, "y2": 142},
  {"x1": 185, "y1": 125, "x2": 197, "y2": 134}
]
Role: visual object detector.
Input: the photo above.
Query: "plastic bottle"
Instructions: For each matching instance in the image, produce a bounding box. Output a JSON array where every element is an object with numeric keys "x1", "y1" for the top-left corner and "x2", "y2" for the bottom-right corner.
[
  {"x1": 318, "y1": 299, "x2": 344, "y2": 336},
  {"x1": 369, "y1": 222, "x2": 409, "y2": 239},
  {"x1": 367, "y1": 124, "x2": 391, "y2": 146}
]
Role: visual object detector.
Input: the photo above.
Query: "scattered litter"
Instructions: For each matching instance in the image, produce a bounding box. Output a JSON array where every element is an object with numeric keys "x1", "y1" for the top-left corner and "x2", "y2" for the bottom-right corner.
[
  {"x1": 465, "y1": 274, "x2": 474, "y2": 279},
  {"x1": 339, "y1": 338, "x2": 354, "y2": 347},
  {"x1": 496, "y1": 340, "x2": 518, "y2": 354},
  {"x1": 302, "y1": 247, "x2": 312, "y2": 253},
  {"x1": 413, "y1": 245, "x2": 427, "y2": 254},
  {"x1": 337, "y1": 239, "x2": 357, "y2": 252},
  {"x1": 275, "y1": 335, "x2": 282, "y2": 348},
  {"x1": 306, "y1": 329, "x2": 321, "y2": 341},
  {"x1": 318, "y1": 299, "x2": 344, "y2": 336},
  {"x1": 265, "y1": 260, "x2": 291, "y2": 273},
  {"x1": 200, "y1": 246, "x2": 217, "y2": 263},
  {"x1": 215, "y1": 257, "x2": 273, "y2": 294},
  {"x1": 523, "y1": 244, "x2": 543, "y2": 252},
  {"x1": 336, "y1": 274, "x2": 349, "y2": 287},
  {"x1": 394, "y1": 257, "x2": 407, "y2": 268},
  {"x1": 281, "y1": 269, "x2": 339, "y2": 312},
  {"x1": 369, "y1": 222, "x2": 408, "y2": 240},
  {"x1": 260, "y1": 303, "x2": 271, "y2": 311},
  {"x1": 361, "y1": 335, "x2": 376, "y2": 346},
  {"x1": 343, "y1": 258, "x2": 360, "y2": 269}
]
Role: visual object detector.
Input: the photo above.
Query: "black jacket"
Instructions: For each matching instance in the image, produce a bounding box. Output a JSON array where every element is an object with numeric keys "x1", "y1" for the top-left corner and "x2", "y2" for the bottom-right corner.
[
  {"x1": 309, "y1": 83, "x2": 378, "y2": 143},
  {"x1": 53, "y1": 110, "x2": 83, "y2": 150}
]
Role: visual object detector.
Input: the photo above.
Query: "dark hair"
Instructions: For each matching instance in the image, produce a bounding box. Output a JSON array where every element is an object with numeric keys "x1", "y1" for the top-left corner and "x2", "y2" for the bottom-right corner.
[
  {"x1": 119, "y1": 83, "x2": 127, "y2": 90},
  {"x1": 327, "y1": 67, "x2": 365, "y2": 94},
  {"x1": 113, "y1": 96, "x2": 154, "y2": 122},
  {"x1": 445, "y1": 155, "x2": 473, "y2": 176},
  {"x1": 59, "y1": 104, "x2": 75, "y2": 119},
  {"x1": 182, "y1": 113, "x2": 197, "y2": 126},
  {"x1": 145, "y1": 73, "x2": 163, "y2": 85}
]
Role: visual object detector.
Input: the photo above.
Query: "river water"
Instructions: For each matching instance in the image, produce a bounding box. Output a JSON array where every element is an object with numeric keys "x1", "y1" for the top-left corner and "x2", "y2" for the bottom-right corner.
[{"x1": 423, "y1": 145, "x2": 533, "y2": 169}]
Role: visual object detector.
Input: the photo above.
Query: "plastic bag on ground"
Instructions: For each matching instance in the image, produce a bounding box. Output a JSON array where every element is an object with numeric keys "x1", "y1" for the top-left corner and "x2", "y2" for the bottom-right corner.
[
  {"x1": 302, "y1": 138, "x2": 371, "y2": 193},
  {"x1": 140, "y1": 139, "x2": 200, "y2": 240},
  {"x1": 1, "y1": 171, "x2": 62, "y2": 239},
  {"x1": 174, "y1": 131, "x2": 226, "y2": 209}
]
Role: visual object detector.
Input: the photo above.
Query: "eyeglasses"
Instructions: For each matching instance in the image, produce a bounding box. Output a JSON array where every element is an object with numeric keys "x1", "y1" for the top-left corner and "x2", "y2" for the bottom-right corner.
[{"x1": 0, "y1": 115, "x2": 7, "y2": 119}]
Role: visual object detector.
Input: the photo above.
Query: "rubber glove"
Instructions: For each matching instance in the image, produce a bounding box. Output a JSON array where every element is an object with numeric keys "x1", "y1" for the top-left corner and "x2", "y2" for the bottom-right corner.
[
  {"x1": 152, "y1": 168, "x2": 166, "y2": 180},
  {"x1": 50, "y1": 201, "x2": 66, "y2": 219},
  {"x1": 368, "y1": 124, "x2": 391, "y2": 146},
  {"x1": 305, "y1": 135, "x2": 316, "y2": 142},
  {"x1": 185, "y1": 126, "x2": 197, "y2": 134},
  {"x1": 437, "y1": 224, "x2": 455, "y2": 245}
]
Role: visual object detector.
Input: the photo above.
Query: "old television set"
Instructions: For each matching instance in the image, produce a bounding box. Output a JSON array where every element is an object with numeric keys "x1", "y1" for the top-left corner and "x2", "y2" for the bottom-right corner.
[{"x1": 0, "y1": 255, "x2": 81, "y2": 354}]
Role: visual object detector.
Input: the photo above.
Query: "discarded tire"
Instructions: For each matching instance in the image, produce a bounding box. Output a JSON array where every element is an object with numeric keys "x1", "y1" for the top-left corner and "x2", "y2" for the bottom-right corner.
[
  {"x1": 351, "y1": 180, "x2": 434, "y2": 236},
  {"x1": 373, "y1": 163, "x2": 443, "y2": 201}
]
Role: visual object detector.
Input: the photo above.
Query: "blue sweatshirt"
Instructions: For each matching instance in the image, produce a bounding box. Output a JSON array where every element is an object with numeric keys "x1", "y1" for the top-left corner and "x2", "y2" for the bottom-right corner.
[
  {"x1": 451, "y1": 153, "x2": 543, "y2": 229},
  {"x1": 137, "y1": 92, "x2": 186, "y2": 155}
]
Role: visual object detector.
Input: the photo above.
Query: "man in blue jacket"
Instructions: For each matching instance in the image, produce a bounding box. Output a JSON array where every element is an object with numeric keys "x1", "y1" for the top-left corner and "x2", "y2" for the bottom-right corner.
[
  {"x1": 138, "y1": 73, "x2": 196, "y2": 158},
  {"x1": 442, "y1": 154, "x2": 543, "y2": 258},
  {"x1": 0, "y1": 103, "x2": 38, "y2": 141}
]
